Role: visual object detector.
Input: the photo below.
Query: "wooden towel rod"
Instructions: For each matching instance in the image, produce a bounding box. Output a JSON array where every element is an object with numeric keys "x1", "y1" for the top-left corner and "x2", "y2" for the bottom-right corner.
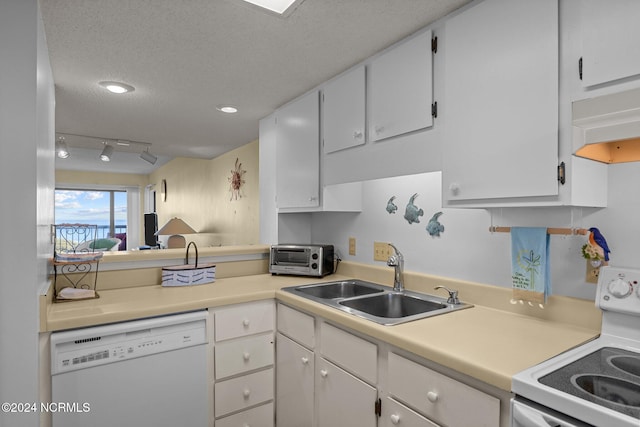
[{"x1": 489, "y1": 226, "x2": 588, "y2": 235}]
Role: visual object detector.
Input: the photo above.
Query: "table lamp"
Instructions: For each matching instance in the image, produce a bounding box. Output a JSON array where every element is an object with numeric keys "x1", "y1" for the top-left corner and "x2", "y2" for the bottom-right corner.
[{"x1": 156, "y1": 217, "x2": 196, "y2": 248}]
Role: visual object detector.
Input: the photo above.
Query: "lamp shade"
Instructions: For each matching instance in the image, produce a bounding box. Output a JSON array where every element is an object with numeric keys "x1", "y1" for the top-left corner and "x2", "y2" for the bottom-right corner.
[{"x1": 156, "y1": 217, "x2": 196, "y2": 236}]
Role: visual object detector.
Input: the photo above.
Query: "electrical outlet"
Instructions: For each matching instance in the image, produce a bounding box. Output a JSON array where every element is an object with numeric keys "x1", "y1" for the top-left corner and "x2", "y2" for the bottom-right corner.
[
  {"x1": 373, "y1": 242, "x2": 392, "y2": 261},
  {"x1": 586, "y1": 260, "x2": 603, "y2": 284},
  {"x1": 349, "y1": 237, "x2": 356, "y2": 256}
]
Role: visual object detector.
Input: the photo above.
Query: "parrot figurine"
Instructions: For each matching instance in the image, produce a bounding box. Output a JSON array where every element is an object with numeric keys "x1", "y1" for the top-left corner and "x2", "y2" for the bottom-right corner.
[{"x1": 588, "y1": 227, "x2": 611, "y2": 262}]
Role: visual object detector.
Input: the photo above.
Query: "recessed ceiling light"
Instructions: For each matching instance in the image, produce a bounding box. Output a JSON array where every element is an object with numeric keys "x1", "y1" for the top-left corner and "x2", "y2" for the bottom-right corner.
[
  {"x1": 99, "y1": 81, "x2": 135, "y2": 94},
  {"x1": 240, "y1": 0, "x2": 304, "y2": 15},
  {"x1": 217, "y1": 105, "x2": 238, "y2": 114}
]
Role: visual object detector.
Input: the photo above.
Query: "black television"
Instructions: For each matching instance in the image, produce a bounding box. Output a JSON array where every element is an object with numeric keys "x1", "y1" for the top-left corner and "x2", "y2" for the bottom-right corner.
[{"x1": 144, "y1": 213, "x2": 158, "y2": 247}]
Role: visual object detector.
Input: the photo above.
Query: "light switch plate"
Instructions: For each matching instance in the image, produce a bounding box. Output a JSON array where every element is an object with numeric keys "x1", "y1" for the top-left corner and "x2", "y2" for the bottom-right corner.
[
  {"x1": 348, "y1": 237, "x2": 356, "y2": 256},
  {"x1": 373, "y1": 242, "x2": 392, "y2": 261}
]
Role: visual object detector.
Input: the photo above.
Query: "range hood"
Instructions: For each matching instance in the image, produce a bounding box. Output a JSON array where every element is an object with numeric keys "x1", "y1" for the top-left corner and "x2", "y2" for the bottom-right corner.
[{"x1": 573, "y1": 87, "x2": 640, "y2": 164}]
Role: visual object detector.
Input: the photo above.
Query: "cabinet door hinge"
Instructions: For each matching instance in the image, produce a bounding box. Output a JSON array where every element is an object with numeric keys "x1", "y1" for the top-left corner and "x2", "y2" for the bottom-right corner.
[
  {"x1": 558, "y1": 161, "x2": 566, "y2": 185},
  {"x1": 431, "y1": 36, "x2": 438, "y2": 54},
  {"x1": 374, "y1": 398, "x2": 382, "y2": 417},
  {"x1": 431, "y1": 101, "x2": 438, "y2": 118},
  {"x1": 578, "y1": 57, "x2": 583, "y2": 81}
]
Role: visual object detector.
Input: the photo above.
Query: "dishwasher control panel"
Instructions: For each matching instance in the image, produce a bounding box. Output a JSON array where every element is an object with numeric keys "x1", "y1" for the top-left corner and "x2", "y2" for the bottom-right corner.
[{"x1": 51, "y1": 312, "x2": 207, "y2": 375}]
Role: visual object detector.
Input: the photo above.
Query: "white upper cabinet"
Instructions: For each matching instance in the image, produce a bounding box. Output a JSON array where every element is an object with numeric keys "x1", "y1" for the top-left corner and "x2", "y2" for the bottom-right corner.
[
  {"x1": 276, "y1": 91, "x2": 320, "y2": 209},
  {"x1": 369, "y1": 30, "x2": 434, "y2": 142},
  {"x1": 323, "y1": 66, "x2": 366, "y2": 154},
  {"x1": 442, "y1": 0, "x2": 559, "y2": 204},
  {"x1": 580, "y1": 0, "x2": 640, "y2": 88}
]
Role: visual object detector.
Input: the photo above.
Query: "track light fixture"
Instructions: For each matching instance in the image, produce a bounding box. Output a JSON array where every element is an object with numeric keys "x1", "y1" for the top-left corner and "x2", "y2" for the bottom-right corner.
[
  {"x1": 55, "y1": 133, "x2": 160, "y2": 166},
  {"x1": 56, "y1": 136, "x2": 70, "y2": 159},
  {"x1": 100, "y1": 143, "x2": 114, "y2": 162},
  {"x1": 140, "y1": 148, "x2": 157, "y2": 165}
]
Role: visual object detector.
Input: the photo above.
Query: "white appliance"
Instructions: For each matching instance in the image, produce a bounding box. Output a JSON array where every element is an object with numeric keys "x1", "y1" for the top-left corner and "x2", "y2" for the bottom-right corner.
[
  {"x1": 512, "y1": 266, "x2": 640, "y2": 427},
  {"x1": 51, "y1": 310, "x2": 208, "y2": 427}
]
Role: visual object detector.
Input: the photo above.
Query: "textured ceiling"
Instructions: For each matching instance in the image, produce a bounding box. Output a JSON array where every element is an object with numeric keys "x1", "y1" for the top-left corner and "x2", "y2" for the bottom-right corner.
[{"x1": 41, "y1": 0, "x2": 472, "y2": 173}]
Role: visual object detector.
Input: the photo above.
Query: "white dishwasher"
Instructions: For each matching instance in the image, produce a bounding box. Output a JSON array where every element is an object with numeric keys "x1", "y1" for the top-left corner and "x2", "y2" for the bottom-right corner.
[{"x1": 51, "y1": 310, "x2": 208, "y2": 427}]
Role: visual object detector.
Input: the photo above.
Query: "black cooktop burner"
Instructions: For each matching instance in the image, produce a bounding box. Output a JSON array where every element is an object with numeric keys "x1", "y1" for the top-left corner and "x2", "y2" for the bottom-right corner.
[{"x1": 539, "y1": 347, "x2": 640, "y2": 419}]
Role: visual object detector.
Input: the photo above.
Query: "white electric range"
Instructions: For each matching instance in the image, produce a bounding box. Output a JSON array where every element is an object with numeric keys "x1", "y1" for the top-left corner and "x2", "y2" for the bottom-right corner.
[{"x1": 512, "y1": 266, "x2": 640, "y2": 427}]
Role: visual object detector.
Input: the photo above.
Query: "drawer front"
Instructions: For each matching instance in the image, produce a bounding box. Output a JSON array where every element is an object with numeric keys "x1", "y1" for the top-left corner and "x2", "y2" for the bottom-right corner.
[
  {"x1": 215, "y1": 300, "x2": 274, "y2": 342},
  {"x1": 215, "y1": 402, "x2": 274, "y2": 427},
  {"x1": 215, "y1": 333, "x2": 274, "y2": 379},
  {"x1": 320, "y1": 322, "x2": 377, "y2": 384},
  {"x1": 277, "y1": 303, "x2": 315, "y2": 349},
  {"x1": 388, "y1": 353, "x2": 499, "y2": 427},
  {"x1": 381, "y1": 397, "x2": 439, "y2": 427},
  {"x1": 214, "y1": 368, "x2": 274, "y2": 417}
]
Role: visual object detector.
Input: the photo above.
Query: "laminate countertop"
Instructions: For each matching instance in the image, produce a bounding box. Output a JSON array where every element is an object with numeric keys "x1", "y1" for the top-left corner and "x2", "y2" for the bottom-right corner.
[{"x1": 43, "y1": 272, "x2": 599, "y2": 392}]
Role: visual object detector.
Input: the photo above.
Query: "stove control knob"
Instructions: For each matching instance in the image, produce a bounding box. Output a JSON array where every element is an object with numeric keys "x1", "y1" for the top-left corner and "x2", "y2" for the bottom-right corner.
[{"x1": 608, "y1": 278, "x2": 632, "y2": 298}]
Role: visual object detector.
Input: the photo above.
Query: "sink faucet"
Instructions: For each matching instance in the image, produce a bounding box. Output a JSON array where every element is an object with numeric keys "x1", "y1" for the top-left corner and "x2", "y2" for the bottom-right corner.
[{"x1": 387, "y1": 243, "x2": 404, "y2": 292}]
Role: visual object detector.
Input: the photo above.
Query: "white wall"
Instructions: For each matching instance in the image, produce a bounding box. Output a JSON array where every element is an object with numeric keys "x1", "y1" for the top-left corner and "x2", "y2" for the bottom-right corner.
[
  {"x1": 0, "y1": 1, "x2": 55, "y2": 426},
  {"x1": 311, "y1": 165, "x2": 638, "y2": 301}
]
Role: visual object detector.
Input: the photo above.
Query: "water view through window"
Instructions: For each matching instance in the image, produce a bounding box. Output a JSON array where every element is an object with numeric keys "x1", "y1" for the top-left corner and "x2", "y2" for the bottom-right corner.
[{"x1": 55, "y1": 189, "x2": 127, "y2": 248}]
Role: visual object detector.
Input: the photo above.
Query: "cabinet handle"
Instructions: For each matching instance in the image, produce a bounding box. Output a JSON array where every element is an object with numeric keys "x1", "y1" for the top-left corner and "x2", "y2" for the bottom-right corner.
[
  {"x1": 301, "y1": 356, "x2": 309, "y2": 365},
  {"x1": 390, "y1": 414, "x2": 401, "y2": 425},
  {"x1": 374, "y1": 126, "x2": 384, "y2": 135},
  {"x1": 427, "y1": 391, "x2": 439, "y2": 403},
  {"x1": 243, "y1": 389, "x2": 251, "y2": 399},
  {"x1": 449, "y1": 183, "x2": 460, "y2": 196},
  {"x1": 353, "y1": 130, "x2": 363, "y2": 139},
  {"x1": 243, "y1": 352, "x2": 251, "y2": 361},
  {"x1": 242, "y1": 319, "x2": 250, "y2": 328},
  {"x1": 320, "y1": 369, "x2": 329, "y2": 378}
]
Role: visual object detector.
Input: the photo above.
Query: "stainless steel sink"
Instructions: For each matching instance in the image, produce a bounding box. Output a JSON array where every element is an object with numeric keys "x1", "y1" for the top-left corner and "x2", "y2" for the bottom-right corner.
[
  {"x1": 339, "y1": 293, "x2": 447, "y2": 318},
  {"x1": 293, "y1": 280, "x2": 385, "y2": 300},
  {"x1": 282, "y1": 280, "x2": 472, "y2": 326}
]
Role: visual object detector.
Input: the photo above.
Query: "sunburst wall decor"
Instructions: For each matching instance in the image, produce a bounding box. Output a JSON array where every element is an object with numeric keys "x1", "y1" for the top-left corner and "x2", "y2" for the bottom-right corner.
[{"x1": 228, "y1": 157, "x2": 247, "y2": 201}]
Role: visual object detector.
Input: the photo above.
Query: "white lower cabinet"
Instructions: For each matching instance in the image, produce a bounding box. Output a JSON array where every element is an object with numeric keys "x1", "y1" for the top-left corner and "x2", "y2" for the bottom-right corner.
[
  {"x1": 274, "y1": 303, "x2": 503, "y2": 427},
  {"x1": 381, "y1": 397, "x2": 440, "y2": 427},
  {"x1": 316, "y1": 357, "x2": 377, "y2": 427},
  {"x1": 212, "y1": 300, "x2": 275, "y2": 426},
  {"x1": 276, "y1": 333, "x2": 314, "y2": 427},
  {"x1": 387, "y1": 353, "x2": 499, "y2": 427}
]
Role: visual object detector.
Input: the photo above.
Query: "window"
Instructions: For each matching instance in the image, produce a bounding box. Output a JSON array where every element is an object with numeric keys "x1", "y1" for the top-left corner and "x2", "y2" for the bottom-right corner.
[{"x1": 54, "y1": 186, "x2": 141, "y2": 250}]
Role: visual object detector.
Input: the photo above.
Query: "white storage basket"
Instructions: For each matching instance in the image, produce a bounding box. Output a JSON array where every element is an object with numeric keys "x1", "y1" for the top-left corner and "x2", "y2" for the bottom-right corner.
[{"x1": 161, "y1": 242, "x2": 215, "y2": 287}]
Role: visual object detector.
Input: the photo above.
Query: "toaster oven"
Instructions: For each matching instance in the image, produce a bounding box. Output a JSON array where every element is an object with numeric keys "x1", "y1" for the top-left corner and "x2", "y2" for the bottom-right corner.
[{"x1": 269, "y1": 244, "x2": 334, "y2": 277}]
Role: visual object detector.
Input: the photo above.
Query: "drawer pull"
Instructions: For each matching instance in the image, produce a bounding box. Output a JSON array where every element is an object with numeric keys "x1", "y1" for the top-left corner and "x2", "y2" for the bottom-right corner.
[
  {"x1": 390, "y1": 414, "x2": 401, "y2": 424},
  {"x1": 243, "y1": 352, "x2": 251, "y2": 361},
  {"x1": 427, "y1": 391, "x2": 439, "y2": 403},
  {"x1": 242, "y1": 319, "x2": 250, "y2": 328},
  {"x1": 243, "y1": 389, "x2": 251, "y2": 399},
  {"x1": 301, "y1": 356, "x2": 309, "y2": 365},
  {"x1": 320, "y1": 369, "x2": 329, "y2": 378}
]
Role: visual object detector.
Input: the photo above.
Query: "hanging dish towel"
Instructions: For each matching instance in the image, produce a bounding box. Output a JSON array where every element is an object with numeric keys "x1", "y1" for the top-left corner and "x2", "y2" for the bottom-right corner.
[{"x1": 511, "y1": 227, "x2": 550, "y2": 304}]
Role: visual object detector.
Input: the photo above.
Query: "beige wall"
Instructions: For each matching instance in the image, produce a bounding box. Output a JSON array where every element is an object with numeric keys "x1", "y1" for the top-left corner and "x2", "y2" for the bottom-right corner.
[{"x1": 149, "y1": 140, "x2": 260, "y2": 247}]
